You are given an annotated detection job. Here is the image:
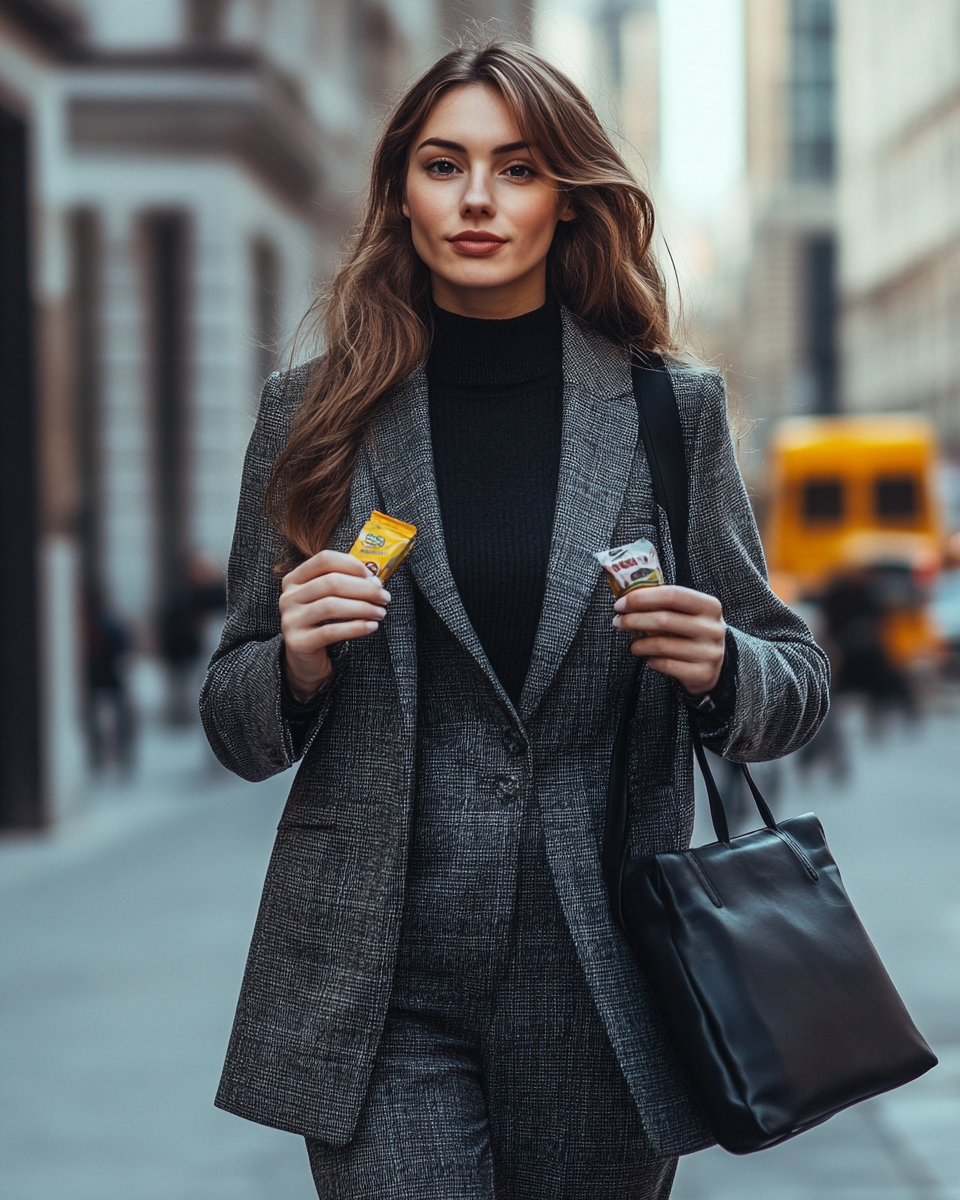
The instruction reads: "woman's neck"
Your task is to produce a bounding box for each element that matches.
[430,263,547,320]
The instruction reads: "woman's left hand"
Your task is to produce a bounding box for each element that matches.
[613,585,726,697]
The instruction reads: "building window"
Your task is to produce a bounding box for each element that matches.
[802,478,844,522]
[143,212,191,613]
[252,238,281,387]
[804,235,838,413]
[789,0,835,182]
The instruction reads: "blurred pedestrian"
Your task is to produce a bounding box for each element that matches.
[821,566,914,726]
[159,555,226,726]
[83,588,136,774]
[201,42,829,1199]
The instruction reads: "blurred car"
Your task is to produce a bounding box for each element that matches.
[764,413,946,668]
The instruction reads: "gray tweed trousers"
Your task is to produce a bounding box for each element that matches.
[306,598,678,1200]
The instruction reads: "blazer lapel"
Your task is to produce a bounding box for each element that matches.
[366,366,513,708]
[519,311,648,721]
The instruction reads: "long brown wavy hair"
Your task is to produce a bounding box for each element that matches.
[267,40,677,572]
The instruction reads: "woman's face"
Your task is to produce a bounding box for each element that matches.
[403,83,574,319]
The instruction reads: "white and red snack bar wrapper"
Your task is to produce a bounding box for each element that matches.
[594,537,664,598]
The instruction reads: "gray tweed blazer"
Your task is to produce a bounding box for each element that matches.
[201,309,829,1156]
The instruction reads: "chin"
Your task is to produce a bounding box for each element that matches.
[442,263,520,291]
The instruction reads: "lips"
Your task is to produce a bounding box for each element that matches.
[449,231,507,256]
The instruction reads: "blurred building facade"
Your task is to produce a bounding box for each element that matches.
[593,0,659,181]
[837,0,960,455]
[0,0,520,828]
[732,0,838,440]
[534,0,659,185]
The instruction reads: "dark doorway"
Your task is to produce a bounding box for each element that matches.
[143,212,191,622]
[71,209,104,600]
[0,106,43,828]
[804,235,838,414]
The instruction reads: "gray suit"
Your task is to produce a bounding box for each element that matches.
[201,310,829,1158]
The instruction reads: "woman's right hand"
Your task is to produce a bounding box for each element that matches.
[279,550,390,701]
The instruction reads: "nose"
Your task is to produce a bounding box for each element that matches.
[460,165,496,219]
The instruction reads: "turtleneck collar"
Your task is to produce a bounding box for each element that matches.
[427,294,563,388]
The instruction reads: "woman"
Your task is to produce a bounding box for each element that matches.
[202,41,829,1200]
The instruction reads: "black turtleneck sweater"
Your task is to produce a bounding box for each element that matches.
[427,298,564,706]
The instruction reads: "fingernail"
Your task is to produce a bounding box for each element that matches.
[380,590,391,603]
[365,621,379,631]
[613,597,626,612]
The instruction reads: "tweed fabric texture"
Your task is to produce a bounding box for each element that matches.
[306,781,677,1199]
[201,309,830,1156]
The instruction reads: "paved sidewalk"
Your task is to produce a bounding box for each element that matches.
[1,708,958,1199]
[0,726,317,1200]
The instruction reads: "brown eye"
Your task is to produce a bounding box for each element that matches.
[504,163,534,179]
[428,159,458,176]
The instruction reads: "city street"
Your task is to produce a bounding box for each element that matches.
[2,700,959,1200]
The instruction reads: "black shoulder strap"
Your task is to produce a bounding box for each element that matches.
[603,354,692,926]
[606,357,766,911]
[630,352,690,586]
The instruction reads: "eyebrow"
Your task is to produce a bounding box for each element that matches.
[416,138,530,155]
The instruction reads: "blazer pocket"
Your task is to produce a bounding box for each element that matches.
[277,792,342,829]
[277,812,339,831]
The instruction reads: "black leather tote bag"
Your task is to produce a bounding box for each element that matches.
[612,359,938,1155]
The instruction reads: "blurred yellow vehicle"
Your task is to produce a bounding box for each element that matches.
[765,414,945,666]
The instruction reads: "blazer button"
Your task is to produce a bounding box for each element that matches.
[503,731,524,755]
[494,773,519,802]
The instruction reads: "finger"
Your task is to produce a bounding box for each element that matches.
[614,610,721,639]
[287,619,381,656]
[317,619,382,647]
[285,597,387,630]
[284,549,372,587]
[283,571,390,607]
[629,635,724,664]
[615,585,722,617]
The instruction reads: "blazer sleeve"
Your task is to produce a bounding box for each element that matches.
[200,367,338,781]
[684,369,831,761]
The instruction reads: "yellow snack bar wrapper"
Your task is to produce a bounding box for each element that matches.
[594,537,664,598]
[349,510,417,583]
